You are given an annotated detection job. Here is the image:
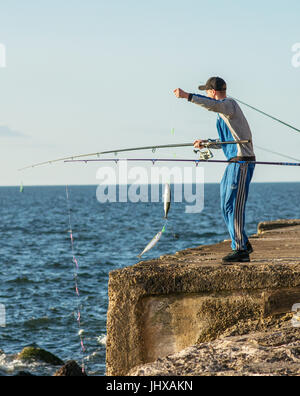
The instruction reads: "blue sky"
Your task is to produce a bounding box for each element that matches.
[0,0,299,185]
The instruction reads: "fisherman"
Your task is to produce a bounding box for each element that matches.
[174,77,255,264]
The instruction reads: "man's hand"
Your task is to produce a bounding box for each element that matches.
[173,88,189,100]
[194,139,208,149]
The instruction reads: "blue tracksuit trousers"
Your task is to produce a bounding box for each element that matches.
[220,162,255,251]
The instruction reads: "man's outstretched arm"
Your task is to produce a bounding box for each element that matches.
[173,88,235,117]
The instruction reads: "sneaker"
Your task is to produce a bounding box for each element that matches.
[246,241,253,254]
[222,250,250,264]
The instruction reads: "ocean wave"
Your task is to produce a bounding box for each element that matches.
[0,352,55,376]
[23,317,51,329]
[7,276,36,284]
[96,334,107,346]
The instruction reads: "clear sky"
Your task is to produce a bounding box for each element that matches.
[0,0,299,185]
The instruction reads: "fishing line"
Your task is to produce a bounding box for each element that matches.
[195,83,300,134]
[231,97,300,134]
[65,185,86,374]
[254,145,300,162]
[231,98,300,161]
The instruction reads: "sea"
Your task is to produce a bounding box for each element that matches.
[0,183,300,376]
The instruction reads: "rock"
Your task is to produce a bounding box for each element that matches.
[14,371,36,376]
[128,317,300,376]
[257,219,300,235]
[53,360,87,376]
[18,347,64,366]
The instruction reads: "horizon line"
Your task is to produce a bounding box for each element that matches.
[1,181,300,188]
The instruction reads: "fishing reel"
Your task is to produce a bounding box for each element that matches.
[193,147,214,160]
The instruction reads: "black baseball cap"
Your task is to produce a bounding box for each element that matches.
[198,77,227,92]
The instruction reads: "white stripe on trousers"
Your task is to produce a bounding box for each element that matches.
[234,163,248,251]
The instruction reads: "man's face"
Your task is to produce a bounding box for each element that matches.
[206,89,216,99]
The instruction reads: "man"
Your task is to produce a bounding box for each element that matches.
[174,77,255,263]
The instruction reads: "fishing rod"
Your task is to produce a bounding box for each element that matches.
[18,140,250,171]
[64,158,300,167]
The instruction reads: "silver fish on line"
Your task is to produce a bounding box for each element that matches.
[163,184,171,219]
[138,225,166,258]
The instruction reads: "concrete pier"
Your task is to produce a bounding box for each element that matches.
[106,219,300,376]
